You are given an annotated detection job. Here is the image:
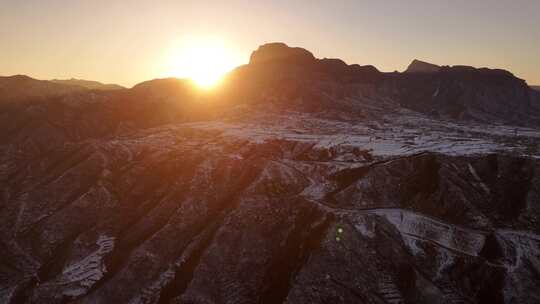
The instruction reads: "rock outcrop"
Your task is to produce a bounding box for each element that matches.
[232,43,540,126]
[249,42,316,65]
[384,65,540,125]
[405,59,441,73]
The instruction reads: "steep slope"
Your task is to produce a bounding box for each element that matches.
[1,113,540,304]
[1,43,540,304]
[383,66,540,125]
[396,58,540,125]
[226,43,540,126]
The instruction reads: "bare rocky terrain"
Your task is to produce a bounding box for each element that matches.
[1,43,540,304]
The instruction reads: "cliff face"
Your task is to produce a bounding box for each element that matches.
[1,43,540,304]
[249,42,317,65]
[232,44,540,126]
[382,66,540,125]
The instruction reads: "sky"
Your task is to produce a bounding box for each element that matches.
[1,0,539,87]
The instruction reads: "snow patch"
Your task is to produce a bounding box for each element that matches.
[56,235,115,296]
[468,163,490,194]
[371,209,486,256]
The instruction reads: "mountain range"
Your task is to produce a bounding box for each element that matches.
[0,75,124,103]
[50,78,124,91]
[1,43,540,304]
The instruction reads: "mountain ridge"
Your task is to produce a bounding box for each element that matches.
[0,75,126,104]
[1,42,540,303]
[0,75,87,102]
[405,59,441,73]
[3,43,537,127]
[51,78,124,91]
[226,43,540,126]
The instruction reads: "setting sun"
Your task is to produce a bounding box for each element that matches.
[164,37,242,89]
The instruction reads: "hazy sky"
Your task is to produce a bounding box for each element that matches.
[1,0,539,87]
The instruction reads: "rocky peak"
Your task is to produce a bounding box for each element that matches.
[249,42,316,65]
[405,59,441,73]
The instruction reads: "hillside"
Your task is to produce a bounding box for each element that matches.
[1,43,540,304]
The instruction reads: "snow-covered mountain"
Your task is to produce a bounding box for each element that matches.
[1,43,540,304]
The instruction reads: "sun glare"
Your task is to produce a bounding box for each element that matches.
[165,37,241,89]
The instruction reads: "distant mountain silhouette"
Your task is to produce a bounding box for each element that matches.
[246,42,380,78]
[249,42,316,65]
[51,78,124,90]
[405,59,441,73]
[0,75,86,102]
[0,75,125,103]
[2,43,539,126]
[131,77,192,95]
[227,43,540,125]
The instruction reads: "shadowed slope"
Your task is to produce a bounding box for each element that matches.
[1,42,540,304]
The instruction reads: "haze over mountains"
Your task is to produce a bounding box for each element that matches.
[0,75,124,103]
[1,43,540,304]
[50,79,124,91]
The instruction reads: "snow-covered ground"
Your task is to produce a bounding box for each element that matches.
[181,107,540,159]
